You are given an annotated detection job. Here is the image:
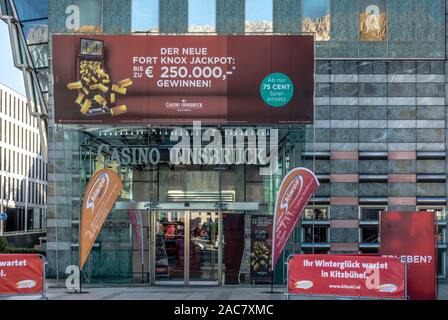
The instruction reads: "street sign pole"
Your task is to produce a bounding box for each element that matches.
[0,174,4,237]
[0,213,7,236]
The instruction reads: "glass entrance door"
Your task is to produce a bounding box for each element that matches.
[154,211,186,283]
[153,210,222,285]
[189,211,220,283]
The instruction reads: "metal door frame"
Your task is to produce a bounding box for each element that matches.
[151,209,222,286]
[116,201,258,286]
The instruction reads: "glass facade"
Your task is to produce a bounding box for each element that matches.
[189,0,216,33]
[48,125,304,284]
[245,0,273,33]
[62,0,103,33]
[2,0,446,286]
[132,0,159,32]
[301,0,330,41]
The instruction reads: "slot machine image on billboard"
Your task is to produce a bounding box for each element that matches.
[66,38,133,118]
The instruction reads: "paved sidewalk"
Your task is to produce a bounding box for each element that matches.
[1,282,448,300]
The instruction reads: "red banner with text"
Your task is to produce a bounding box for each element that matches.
[272,168,319,266]
[380,211,437,300]
[288,254,406,299]
[0,254,44,295]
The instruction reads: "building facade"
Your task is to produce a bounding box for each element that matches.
[0,83,47,246]
[1,0,447,285]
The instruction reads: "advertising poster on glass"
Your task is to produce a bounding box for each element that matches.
[155,234,169,278]
[53,35,314,125]
[250,215,273,283]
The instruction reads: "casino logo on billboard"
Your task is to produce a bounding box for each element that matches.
[53,35,314,125]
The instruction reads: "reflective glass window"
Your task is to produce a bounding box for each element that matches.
[303,226,328,243]
[360,207,384,221]
[359,0,387,42]
[28,44,49,68]
[301,0,330,41]
[36,69,49,92]
[302,248,329,254]
[13,0,48,21]
[303,207,328,220]
[22,19,48,45]
[438,251,445,277]
[188,0,216,33]
[245,0,273,33]
[132,0,159,32]
[67,0,103,33]
[361,225,379,243]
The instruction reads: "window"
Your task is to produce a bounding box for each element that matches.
[359,247,379,254]
[304,207,328,220]
[301,207,330,245]
[13,0,48,21]
[132,0,159,32]
[359,0,387,42]
[12,97,15,119]
[359,207,384,252]
[438,250,446,278]
[302,248,329,254]
[245,0,273,33]
[66,0,103,33]
[418,207,446,278]
[360,225,379,243]
[360,207,383,221]
[188,0,215,33]
[418,207,446,244]
[301,0,330,41]
[22,19,49,45]
[30,182,34,204]
[303,225,328,243]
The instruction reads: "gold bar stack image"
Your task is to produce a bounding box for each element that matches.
[67,60,133,117]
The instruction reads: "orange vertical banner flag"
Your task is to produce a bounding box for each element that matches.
[80,169,122,270]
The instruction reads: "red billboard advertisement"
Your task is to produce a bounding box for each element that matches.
[272,168,319,266]
[0,254,45,295]
[52,35,314,124]
[380,211,437,300]
[288,254,406,299]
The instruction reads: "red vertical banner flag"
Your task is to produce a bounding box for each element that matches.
[380,211,437,300]
[128,210,144,265]
[272,168,319,266]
